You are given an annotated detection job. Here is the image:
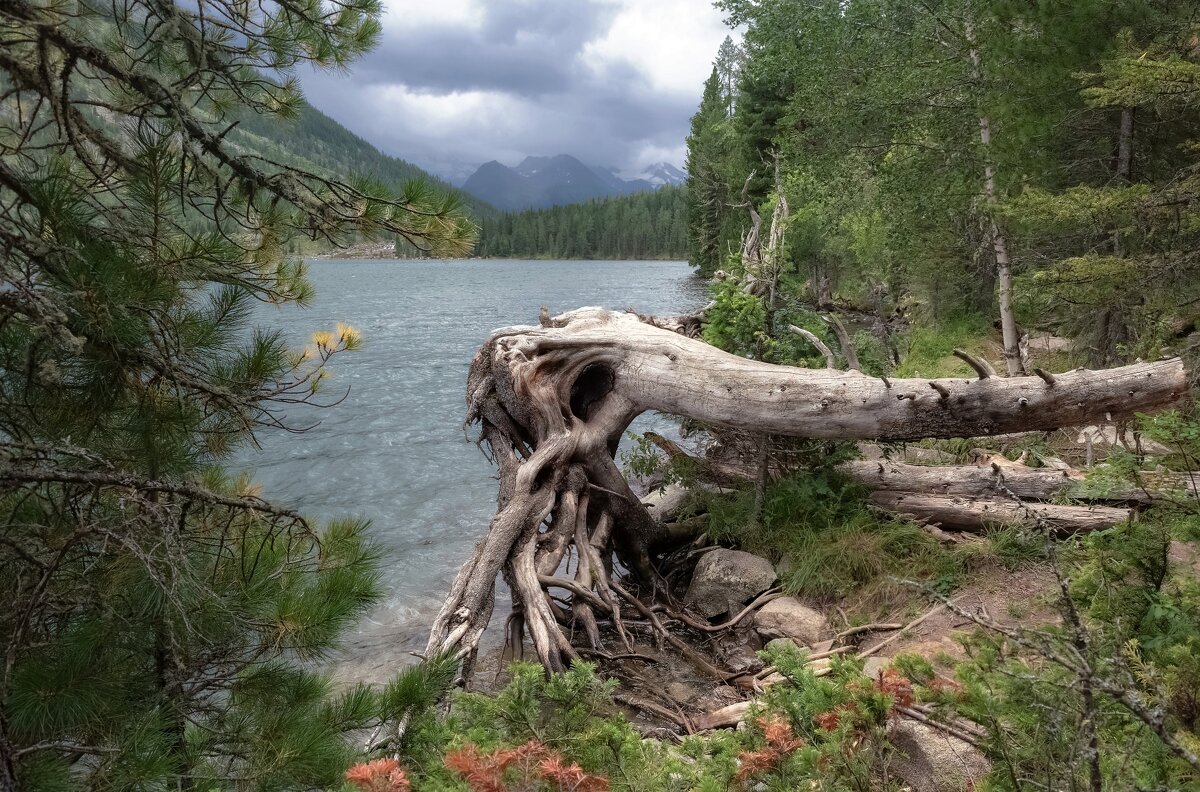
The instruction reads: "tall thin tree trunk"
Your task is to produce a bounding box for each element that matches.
[0,709,18,792]
[1116,107,1135,183]
[752,434,769,524]
[969,27,1024,376]
[1092,107,1136,366]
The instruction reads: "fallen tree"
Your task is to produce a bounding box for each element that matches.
[638,444,1193,533]
[845,459,1200,505]
[867,492,1132,534]
[425,308,1188,676]
[647,431,1200,503]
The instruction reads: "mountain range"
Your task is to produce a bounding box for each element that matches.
[229,105,686,228]
[461,155,685,212]
[230,104,493,216]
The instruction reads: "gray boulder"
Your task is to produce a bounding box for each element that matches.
[752,596,830,646]
[640,483,693,524]
[889,720,991,792]
[862,656,891,679]
[684,549,776,618]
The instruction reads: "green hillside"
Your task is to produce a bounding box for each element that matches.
[231,104,493,218]
[474,184,687,260]
[233,105,691,261]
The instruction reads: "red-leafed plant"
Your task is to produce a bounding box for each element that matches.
[444,740,610,792]
[814,701,860,732]
[345,758,412,792]
[737,716,806,787]
[874,667,914,710]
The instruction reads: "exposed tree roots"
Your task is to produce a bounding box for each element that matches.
[425,308,1188,681]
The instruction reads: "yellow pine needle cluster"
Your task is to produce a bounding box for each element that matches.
[289,322,363,372]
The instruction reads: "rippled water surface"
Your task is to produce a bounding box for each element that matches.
[239,259,707,681]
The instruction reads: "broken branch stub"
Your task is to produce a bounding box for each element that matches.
[426,308,1188,674]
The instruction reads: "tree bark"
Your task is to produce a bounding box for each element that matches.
[1116,107,1135,183]
[1092,107,1137,367]
[869,492,1131,534]
[968,25,1024,376]
[0,708,18,792]
[843,460,1199,504]
[426,308,1187,673]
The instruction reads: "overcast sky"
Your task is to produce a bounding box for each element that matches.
[301,0,733,180]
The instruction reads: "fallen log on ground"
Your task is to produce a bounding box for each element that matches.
[869,492,1133,533]
[425,307,1187,677]
[844,460,1200,504]
[643,438,1197,514]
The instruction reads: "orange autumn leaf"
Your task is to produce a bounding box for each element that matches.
[875,668,914,709]
[345,758,411,792]
[445,740,609,792]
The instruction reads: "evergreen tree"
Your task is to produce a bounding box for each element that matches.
[0,0,472,788]
[474,186,688,260]
[701,0,1198,366]
[686,68,740,274]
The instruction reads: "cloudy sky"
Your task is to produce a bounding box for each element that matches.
[301,0,733,181]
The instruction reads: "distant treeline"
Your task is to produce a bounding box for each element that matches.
[473,185,687,260]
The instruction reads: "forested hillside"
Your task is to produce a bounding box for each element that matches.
[474,185,687,259]
[232,104,492,217]
[688,4,1200,369]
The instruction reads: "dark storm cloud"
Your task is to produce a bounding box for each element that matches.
[349,1,615,96]
[299,0,725,178]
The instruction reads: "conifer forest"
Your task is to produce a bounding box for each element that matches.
[3,1,1200,791]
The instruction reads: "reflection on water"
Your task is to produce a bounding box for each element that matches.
[237,258,707,682]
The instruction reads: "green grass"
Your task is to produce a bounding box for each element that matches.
[892,316,994,379]
[985,525,1048,569]
[698,472,967,612]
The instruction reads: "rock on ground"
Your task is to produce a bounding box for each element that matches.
[640,483,693,524]
[752,596,830,646]
[862,656,892,679]
[684,549,776,618]
[1170,540,1200,576]
[889,720,991,792]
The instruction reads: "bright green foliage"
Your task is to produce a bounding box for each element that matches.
[475,186,687,260]
[891,316,996,379]
[687,62,745,275]
[0,0,473,786]
[937,518,1200,789]
[384,657,926,791]
[391,663,745,791]
[689,0,1200,367]
[702,278,769,357]
[699,470,964,604]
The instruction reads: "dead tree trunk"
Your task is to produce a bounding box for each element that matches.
[869,492,1132,534]
[425,308,1186,673]
[968,24,1024,376]
[843,460,1199,504]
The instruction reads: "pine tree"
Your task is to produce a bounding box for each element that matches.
[686,68,739,274]
[0,0,472,788]
[474,187,688,260]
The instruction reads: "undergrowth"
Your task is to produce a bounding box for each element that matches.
[696,471,968,610]
[892,316,994,379]
[348,655,924,791]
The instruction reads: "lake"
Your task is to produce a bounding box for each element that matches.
[239,258,708,682]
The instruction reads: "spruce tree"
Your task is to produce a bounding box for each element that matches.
[0,0,471,788]
[685,68,738,274]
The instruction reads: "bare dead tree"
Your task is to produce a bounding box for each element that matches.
[425,307,1187,677]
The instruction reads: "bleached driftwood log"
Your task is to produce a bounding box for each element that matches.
[844,460,1200,504]
[426,308,1187,674]
[642,445,1191,533]
[868,492,1133,533]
